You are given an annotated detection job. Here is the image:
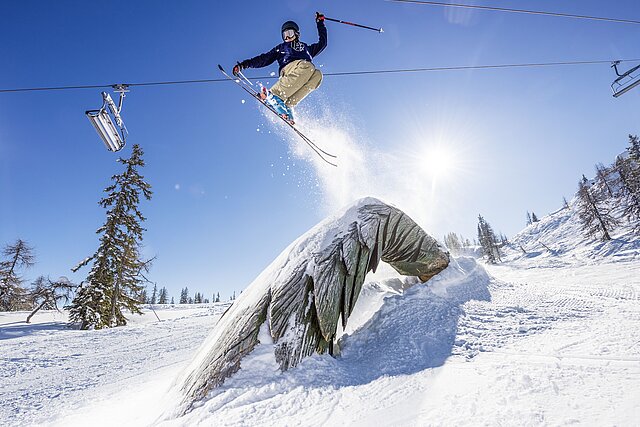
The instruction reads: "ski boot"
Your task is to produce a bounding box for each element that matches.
[260,87,295,125]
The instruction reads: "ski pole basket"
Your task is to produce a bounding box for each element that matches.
[85,84,129,151]
[611,61,640,98]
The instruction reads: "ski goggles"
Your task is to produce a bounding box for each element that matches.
[282,29,297,40]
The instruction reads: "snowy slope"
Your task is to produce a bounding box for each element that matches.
[502,197,640,265]
[0,304,231,426]
[2,201,640,426]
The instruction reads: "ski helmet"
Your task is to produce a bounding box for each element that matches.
[281,21,299,40]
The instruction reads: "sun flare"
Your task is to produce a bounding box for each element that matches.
[422,145,456,179]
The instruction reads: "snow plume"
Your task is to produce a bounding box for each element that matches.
[263,101,445,230]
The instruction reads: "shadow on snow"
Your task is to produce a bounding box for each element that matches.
[0,321,70,341]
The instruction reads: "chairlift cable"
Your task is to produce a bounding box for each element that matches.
[323,59,640,77]
[1,59,640,94]
[386,0,640,25]
[0,78,229,93]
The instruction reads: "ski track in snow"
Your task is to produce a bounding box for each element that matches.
[2,251,640,425]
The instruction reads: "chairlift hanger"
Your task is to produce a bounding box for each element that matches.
[85,84,129,152]
[611,61,640,98]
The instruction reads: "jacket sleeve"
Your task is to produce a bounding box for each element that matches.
[308,21,327,58]
[243,46,278,69]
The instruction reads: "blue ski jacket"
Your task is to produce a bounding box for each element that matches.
[241,21,327,74]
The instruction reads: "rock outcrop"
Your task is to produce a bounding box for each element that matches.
[175,198,450,414]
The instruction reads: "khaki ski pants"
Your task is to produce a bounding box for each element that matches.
[270,59,323,107]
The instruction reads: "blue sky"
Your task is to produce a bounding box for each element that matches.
[1,1,639,302]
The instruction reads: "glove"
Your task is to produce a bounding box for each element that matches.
[232,61,246,76]
[316,12,325,23]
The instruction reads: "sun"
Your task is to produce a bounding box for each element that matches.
[422,145,456,180]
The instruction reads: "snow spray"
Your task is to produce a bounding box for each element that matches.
[261,100,446,232]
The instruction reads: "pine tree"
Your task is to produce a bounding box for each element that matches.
[531,212,539,223]
[563,196,570,210]
[612,136,640,228]
[68,145,153,329]
[216,292,220,303]
[150,284,158,304]
[629,134,640,161]
[526,211,532,226]
[170,296,175,304]
[0,240,35,311]
[139,288,148,304]
[158,287,168,304]
[477,215,501,263]
[180,287,189,304]
[194,292,202,304]
[576,175,618,241]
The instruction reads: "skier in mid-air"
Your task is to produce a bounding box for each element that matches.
[233,12,327,124]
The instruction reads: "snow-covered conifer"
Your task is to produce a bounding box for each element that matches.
[150,284,158,304]
[611,136,640,228]
[139,288,149,304]
[194,292,202,304]
[531,212,539,223]
[477,215,501,263]
[158,287,168,304]
[629,134,640,162]
[68,145,153,329]
[180,287,189,304]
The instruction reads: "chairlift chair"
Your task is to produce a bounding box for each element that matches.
[86,84,129,151]
[611,61,640,98]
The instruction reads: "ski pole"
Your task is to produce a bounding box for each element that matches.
[237,70,254,87]
[323,16,384,33]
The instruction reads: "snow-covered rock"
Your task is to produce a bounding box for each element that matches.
[170,197,449,416]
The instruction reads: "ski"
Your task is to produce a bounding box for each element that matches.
[218,65,338,167]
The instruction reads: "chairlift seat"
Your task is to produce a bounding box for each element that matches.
[611,62,640,98]
[86,88,128,152]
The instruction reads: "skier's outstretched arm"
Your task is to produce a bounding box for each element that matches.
[235,47,278,74]
[309,13,327,58]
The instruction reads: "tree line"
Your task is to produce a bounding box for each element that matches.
[0,236,234,318]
